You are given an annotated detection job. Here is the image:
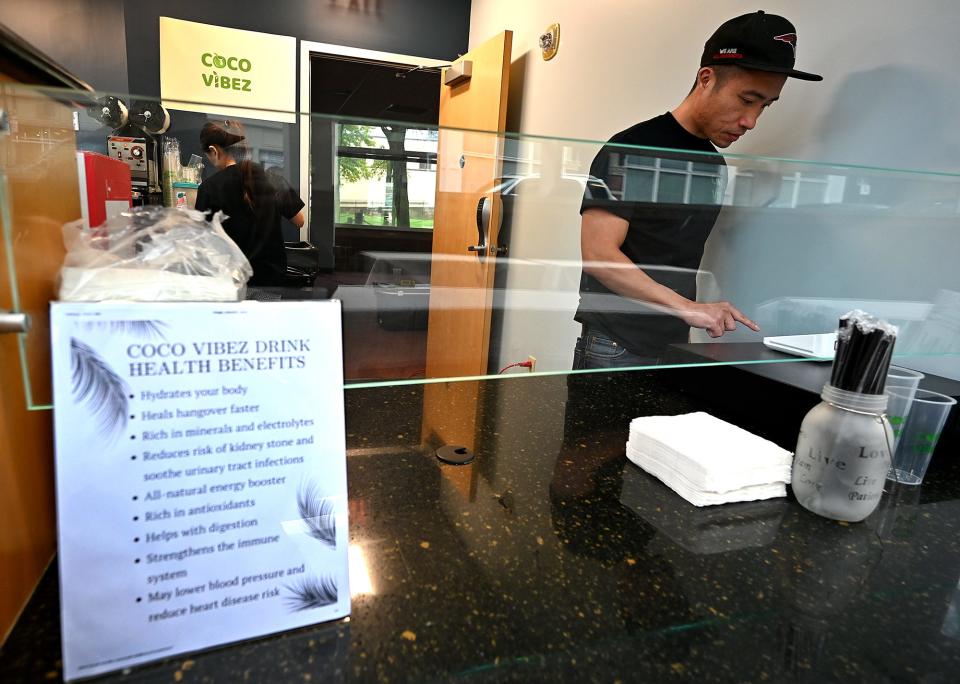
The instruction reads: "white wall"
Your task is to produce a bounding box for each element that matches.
[469,0,960,378]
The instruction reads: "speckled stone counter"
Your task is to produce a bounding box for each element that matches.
[3,367,960,682]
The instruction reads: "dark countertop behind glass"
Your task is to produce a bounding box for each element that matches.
[666,341,960,398]
[3,366,960,682]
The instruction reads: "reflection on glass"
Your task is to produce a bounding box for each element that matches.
[898,289,960,372]
[776,509,884,681]
[610,154,723,205]
[942,576,960,640]
[866,479,922,541]
[618,466,786,555]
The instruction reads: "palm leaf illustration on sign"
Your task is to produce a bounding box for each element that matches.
[285,481,340,612]
[283,575,338,612]
[69,320,166,438]
[297,480,337,547]
[80,320,168,338]
[70,338,130,438]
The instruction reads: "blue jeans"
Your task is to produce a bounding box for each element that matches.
[572,327,661,370]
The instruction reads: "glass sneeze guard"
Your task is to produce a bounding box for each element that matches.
[2,82,959,410]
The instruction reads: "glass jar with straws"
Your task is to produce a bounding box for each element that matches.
[791,310,897,522]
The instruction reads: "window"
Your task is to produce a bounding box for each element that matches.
[335,124,438,229]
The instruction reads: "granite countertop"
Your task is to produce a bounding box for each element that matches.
[3,367,960,682]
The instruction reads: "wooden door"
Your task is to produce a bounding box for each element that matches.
[420,32,511,454]
[0,80,76,642]
[424,31,512,380]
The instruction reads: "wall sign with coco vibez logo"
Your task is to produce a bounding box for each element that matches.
[200,52,253,92]
[51,301,349,681]
[159,17,296,123]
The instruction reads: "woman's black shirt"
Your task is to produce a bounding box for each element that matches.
[196,164,304,286]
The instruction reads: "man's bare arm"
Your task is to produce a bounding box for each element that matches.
[580,208,759,338]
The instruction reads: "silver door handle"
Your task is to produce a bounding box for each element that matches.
[470,195,507,260]
[0,310,30,334]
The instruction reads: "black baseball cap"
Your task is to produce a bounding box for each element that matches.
[701,10,822,81]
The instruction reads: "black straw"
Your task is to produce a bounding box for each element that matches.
[830,311,898,395]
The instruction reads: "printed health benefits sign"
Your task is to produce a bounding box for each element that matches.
[51,301,349,680]
[160,17,296,123]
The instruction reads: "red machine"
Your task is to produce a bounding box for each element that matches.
[76,151,132,231]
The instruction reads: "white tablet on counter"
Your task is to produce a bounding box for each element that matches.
[762,332,838,360]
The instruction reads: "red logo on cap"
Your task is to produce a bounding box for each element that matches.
[774,33,797,56]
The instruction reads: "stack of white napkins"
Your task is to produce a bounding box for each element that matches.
[626,412,793,507]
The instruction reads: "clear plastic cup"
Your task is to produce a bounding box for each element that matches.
[886,366,924,390]
[884,366,925,448]
[885,388,957,485]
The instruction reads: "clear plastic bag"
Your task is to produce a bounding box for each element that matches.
[59,206,253,302]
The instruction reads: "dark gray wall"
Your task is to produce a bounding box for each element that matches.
[0,0,130,93]
[1,0,470,96]
[123,0,471,98]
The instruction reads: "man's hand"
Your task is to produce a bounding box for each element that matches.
[679,301,760,338]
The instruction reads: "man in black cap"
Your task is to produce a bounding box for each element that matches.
[573,11,822,370]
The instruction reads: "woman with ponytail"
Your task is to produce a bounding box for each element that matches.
[196,120,304,287]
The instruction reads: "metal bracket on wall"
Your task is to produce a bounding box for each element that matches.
[0,310,30,334]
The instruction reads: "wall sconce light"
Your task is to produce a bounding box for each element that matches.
[539,23,560,61]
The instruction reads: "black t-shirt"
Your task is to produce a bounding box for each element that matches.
[195,164,304,287]
[576,113,726,358]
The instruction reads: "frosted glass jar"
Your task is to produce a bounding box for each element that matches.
[791,385,893,522]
